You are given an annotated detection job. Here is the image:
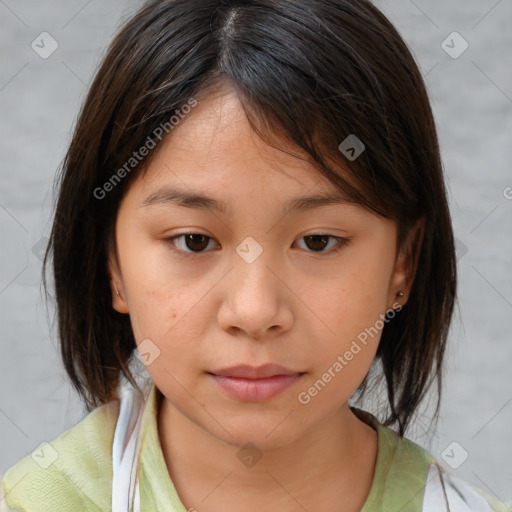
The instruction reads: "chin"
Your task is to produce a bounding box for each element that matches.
[206,408,309,451]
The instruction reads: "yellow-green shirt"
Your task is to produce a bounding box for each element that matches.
[1,384,509,511]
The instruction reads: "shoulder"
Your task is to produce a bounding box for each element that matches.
[352,408,511,512]
[352,407,438,484]
[423,463,511,512]
[388,432,511,511]
[1,399,120,512]
[386,430,511,511]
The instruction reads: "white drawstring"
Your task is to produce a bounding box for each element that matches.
[111,385,146,512]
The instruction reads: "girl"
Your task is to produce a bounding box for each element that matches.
[1,0,508,511]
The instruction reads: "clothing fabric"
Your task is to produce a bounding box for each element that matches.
[1,382,509,512]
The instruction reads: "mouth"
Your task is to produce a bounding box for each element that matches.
[207,364,306,402]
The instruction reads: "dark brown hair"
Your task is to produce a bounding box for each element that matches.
[43,0,457,437]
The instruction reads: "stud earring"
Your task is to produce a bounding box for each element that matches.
[396,291,404,297]
[113,281,120,296]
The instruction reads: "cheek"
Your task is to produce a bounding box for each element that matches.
[299,255,391,392]
[297,281,382,410]
[118,249,212,371]
[117,233,186,331]
[308,266,389,344]
[126,282,207,390]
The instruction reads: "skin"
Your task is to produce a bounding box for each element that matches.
[108,87,422,512]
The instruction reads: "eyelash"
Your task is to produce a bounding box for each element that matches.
[163,232,351,257]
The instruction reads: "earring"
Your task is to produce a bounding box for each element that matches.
[113,281,120,296]
[396,291,404,297]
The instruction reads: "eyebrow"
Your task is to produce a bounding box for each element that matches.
[140,186,355,215]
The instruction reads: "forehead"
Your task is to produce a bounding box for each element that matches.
[130,90,351,203]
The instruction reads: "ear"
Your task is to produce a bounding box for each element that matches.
[387,217,425,310]
[107,245,129,314]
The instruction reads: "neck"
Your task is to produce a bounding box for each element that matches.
[157,392,378,512]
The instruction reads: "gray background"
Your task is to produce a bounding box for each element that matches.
[1,0,511,506]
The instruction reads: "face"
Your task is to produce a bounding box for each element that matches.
[109,88,414,450]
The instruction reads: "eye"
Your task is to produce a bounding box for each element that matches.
[164,233,219,254]
[294,234,351,254]
[163,232,351,257]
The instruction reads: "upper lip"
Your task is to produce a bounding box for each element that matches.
[209,364,303,379]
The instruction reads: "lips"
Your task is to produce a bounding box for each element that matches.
[209,363,301,379]
[207,364,305,402]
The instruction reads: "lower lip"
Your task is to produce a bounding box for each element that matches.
[209,373,303,402]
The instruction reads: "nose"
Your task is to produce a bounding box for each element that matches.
[217,245,294,341]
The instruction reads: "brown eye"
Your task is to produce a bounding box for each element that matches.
[182,234,210,252]
[294,234,350,254]
[303,235,330,251]
[165,233,218,254]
